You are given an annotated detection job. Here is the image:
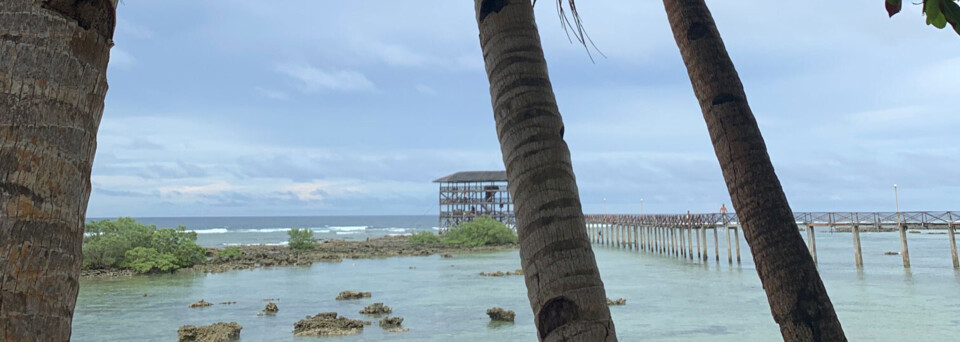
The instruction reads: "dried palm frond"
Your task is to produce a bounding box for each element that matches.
[534,0,605,61]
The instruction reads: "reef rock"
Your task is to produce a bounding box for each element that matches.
[264,302,279,314]
[177,322,242,342]
[607,298,627,306]
[336,290,371,300]
[379,316,404,329]
[189,300,214,308]
[486,307,515,322]
[359,302,392,315]
[480,269,523,277]
[293,312,371,337]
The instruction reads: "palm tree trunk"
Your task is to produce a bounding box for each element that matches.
[1,1,117,340]
[474,1,616,341]
[661,1,846,341]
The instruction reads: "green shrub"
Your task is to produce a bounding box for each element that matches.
[441,217,517,246]
[218,246,242,260]
[86,217,154,247]
[82,234,132,269]
[150,227,205,267]
[124,247,178,274]
[82,217,206,271]
[287,228,316,250]
[408,231,442,244]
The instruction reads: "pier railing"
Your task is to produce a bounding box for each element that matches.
[584,211,958,228]
[583,211,959,269]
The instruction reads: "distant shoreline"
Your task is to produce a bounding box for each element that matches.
[81,236,517,279]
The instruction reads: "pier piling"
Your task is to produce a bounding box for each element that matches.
[622,224,627,248]
[949,223,958,269]
[617,224,622,248]
[733,226,741,263]
[807,225,818,264]
[696,227,703,259]
[622,225,633,248]
[726,227,732,263]
[662,227,666,254]
[673,227,679,255]
[653,227,657,253]
[611,224,616,247]
[608,224,612,246]
[713,227,719,262]
[667,228,672,255]
[623,224,627,248]
[701,226,708,261]
[676,228,681,257]
[615,224,620,248]
[655,227,660,253]
[853,224,863,268]
[899,223,911,268]
[679,227,685,258]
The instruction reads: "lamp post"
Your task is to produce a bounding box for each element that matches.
[894,184,901,225]
[603,198,607,216]
[894,183,910,267]
[640,198,644,218]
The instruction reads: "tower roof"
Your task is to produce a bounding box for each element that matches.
[433,171,507,183]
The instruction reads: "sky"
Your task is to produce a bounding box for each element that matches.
[88,0,960,218]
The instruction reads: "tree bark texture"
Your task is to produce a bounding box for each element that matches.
[474,1,617,341]
[1,1,116,341]
[661,0,847,341]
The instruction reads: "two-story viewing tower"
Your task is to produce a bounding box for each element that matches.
[433,171,515,230]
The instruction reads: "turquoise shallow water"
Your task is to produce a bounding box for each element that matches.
[73,226,960,341]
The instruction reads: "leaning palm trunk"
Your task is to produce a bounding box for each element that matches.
[474,1,616,341]
[661,0,846,341]
[1,1,117,340]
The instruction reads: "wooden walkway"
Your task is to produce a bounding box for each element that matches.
[584,211,960,269]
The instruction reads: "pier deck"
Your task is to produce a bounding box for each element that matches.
[584,211,959,269]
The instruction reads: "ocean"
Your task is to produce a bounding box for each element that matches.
[73,216,960,341]
[86,215,443,248]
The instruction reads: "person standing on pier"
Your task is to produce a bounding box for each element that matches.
[720,204,727,215]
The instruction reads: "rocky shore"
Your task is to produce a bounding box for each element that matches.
[177,322,242,342]
[486,307,515,322]
[81,236,516,279]
[293,312,371,337]
[607,298,627,306]
[479,269,523,277]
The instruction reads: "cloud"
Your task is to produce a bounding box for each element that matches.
[160,181,238,196]
[93,188,154,198]
[116,18,154,39]
[414,84,437,95]
[110,48,136,69]
[255,87,289,100]
[276,63,374,92]
[121,137,164,151]
[358,41,436,67]
[279,181,359,201]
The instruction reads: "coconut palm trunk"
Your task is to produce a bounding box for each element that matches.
[474,1,617,341]
[661,0,846,340]
[1,1,117,340]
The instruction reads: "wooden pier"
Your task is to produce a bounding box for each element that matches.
[584,211,960,269]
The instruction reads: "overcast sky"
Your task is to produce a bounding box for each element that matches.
[88,0,960,218]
